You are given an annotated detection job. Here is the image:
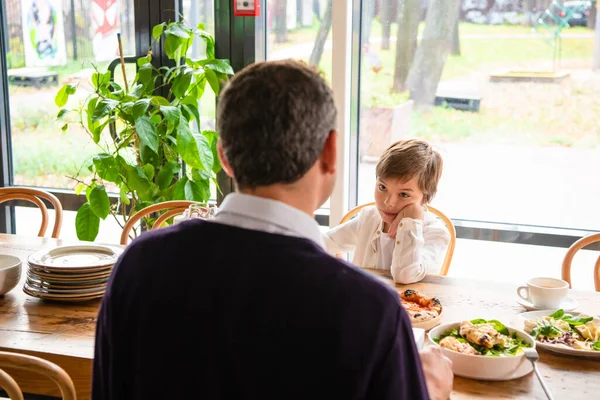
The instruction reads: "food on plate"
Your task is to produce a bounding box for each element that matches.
[439,336,479,355]
[524,309,600,352]
[399,289,442,323]
[434,319,530,356]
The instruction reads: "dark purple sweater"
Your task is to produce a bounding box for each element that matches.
[92,220,429,399]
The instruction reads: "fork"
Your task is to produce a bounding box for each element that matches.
[523,347,554,400]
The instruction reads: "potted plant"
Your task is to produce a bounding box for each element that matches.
[359,89,413,162]
[55,19,234,242]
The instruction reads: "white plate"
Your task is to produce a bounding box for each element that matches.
[428,321,535,381]
[511,310,600,359]
[27,245,122,270]
[516,296,577,312]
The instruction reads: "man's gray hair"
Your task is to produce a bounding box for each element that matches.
[217,59,337,188]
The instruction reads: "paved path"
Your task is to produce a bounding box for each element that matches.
[358,143,600,231]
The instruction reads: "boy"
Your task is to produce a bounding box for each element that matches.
[324,139,450,284]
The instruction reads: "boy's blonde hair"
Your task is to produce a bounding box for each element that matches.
[375,139,443,204]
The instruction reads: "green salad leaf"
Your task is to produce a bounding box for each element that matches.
[531,320,564,339]
[470,318,510,335]
[594,342,600,351]
[435,320,530,357]
[548,309,593,328]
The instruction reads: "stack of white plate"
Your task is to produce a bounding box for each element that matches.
[23,244,123,302]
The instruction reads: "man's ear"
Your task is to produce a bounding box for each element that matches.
[320,130,337,174]
[217,140,235,178]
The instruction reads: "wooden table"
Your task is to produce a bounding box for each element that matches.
[1,234,599,399]
[0,234,106,399]
[367,269,600,400]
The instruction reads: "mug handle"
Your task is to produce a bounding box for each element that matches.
[517,286,530,302]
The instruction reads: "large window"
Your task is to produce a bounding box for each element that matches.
[355,0,599,231]
[5,0,136,190]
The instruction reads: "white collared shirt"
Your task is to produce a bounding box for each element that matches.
[213,193,324,248]
[323,206,450,284]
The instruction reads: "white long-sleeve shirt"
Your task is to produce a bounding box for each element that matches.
[323,206,450,284]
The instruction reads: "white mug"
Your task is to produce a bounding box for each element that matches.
[517,277,569,309]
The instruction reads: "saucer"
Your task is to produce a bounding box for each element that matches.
[516,296,577,312]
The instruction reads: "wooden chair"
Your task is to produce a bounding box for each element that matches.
[337,202,456,276]
[0,351,77,400]
[120,200,205,245]
[561,232,600,292]
[0,187,63,238]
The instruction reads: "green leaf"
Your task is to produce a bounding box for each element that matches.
[61,124,68,132]
[194,29,215,59]
[55,84,77,107]
[75,203,100,242]
[92,154,121,183]
[200,59,234,75]
[132,99,151,119]
[151,96,171,106]
[160,106,181,132]
[89,185,111,219]
[91,71,111,90]
[205,69,220,95]
[550,310,565,319]
[172,70,193,98]
[119,186,130,205]
[74,182,86,195]
[126,165,151,194]
[594,342,600,351]
[135,116,159,153]
[137,55,152,67]
[172,176,188,200]
[136,63,154,93]
[56,109,69,119]
[561,315,594,327]
[470,319,509,336]
[157,161,179,190]
[164,34,183,60]
[152,22,166,41]
[487,320,510,336]
[176,116,213,171]
[166,23,191,39]
[184,180,210,202]
[92,98,119,121]
[143,164,155,180]
[182,103,201,131]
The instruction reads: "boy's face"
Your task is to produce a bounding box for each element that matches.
[374,176,424,224]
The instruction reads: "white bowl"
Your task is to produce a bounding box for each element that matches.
[428,321,535,381]
[0,255,22,295]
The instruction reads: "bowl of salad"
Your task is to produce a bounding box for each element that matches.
[428,319,535,381]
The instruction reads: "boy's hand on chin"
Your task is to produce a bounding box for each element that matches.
[387,203,424,238]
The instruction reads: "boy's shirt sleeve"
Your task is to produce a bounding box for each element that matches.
[390,216,450,284]
[323,212,362,255]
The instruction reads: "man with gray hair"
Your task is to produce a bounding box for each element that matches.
[92,59,452,400]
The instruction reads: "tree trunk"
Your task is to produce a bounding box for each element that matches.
[362,0,375,50]
[392,0,420,92]
[588,0,597,29]
[406,0,461,109]
[450,0,461,56]
[309,0,332,66]
[522,0,534,26]
[381,0,395,50]
[274,0,288,44]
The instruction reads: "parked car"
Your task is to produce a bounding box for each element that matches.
[561,0,592,26]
